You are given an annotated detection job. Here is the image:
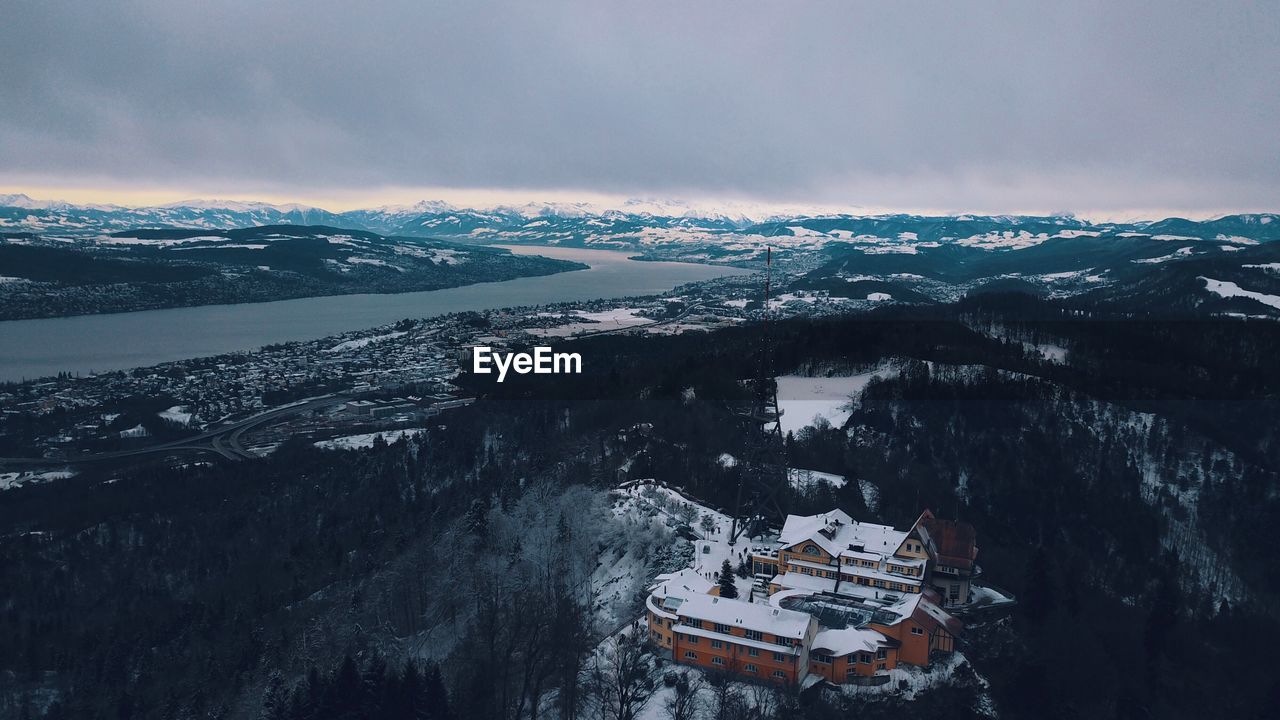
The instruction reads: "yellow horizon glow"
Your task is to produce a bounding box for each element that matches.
[0,181,1259,223]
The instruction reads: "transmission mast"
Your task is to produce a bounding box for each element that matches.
[727,247,787,548]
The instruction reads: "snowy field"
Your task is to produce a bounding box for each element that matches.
[325,330,407,353]
[787,467,848,491]
[774,367,896,434]
[0,469,76,491]
[313,428,425,450]
[529,308,655,337]
[1200,276,1280,310]
[158,405,193,425]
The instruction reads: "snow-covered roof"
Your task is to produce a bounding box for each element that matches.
[812,627,892,656]
[649,568,714,599]
[771,571,838,595]
[777,510,908,559]
[676,593,814,640]
[915,598,964,635]
[674,623,802,655]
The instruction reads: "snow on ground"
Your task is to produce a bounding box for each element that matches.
[717,452,738,468]
[1132,247,1194,263]
[1040,269,1091,280]
[313,428,424,450]
[171,243,268,250]
[965,584,1015,609]
[1244,262,1280,272]
[529,308,655,337]
[324,330,407,353]
[1,469,76,491]
[955,230,1049,250]
[158,405,193,425]
[787,225,829,237]
[1217,234,1259,245]
[1020,341,1068,363]
[788,467,848,491]
[428,248,467,264]
[346,257,403,270]
[96,234,227,247]
[865,292,892,301]
[1199,277,1280,310]
[775,367,895,434]
[617,481,765,601]
[832,650,994,712]
[723,298,750,308]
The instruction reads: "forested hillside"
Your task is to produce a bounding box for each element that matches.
[3,297,1280,719]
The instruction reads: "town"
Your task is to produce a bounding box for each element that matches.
[0,271,879,482]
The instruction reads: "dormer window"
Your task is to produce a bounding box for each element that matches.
[803,544,821,556]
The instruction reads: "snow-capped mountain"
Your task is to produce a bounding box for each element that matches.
[0,197,347,235]
[2,195,1277,256]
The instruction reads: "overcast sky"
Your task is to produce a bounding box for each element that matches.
[1,1,1277,216]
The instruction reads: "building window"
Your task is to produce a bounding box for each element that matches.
[876,663,886,671]
[859,653,871,664]
[684,651,697,660]
[772,671,786,679]
[846,667,859,678]
[876,649,887,660]
[684,634,698,644]
[712,657,724,665]
[773,636,791,646]
[911,627,924,636]
[744,664,758,673]
[773,652,787,662]
[745,629,763,641]
[747,648,759,657]
[803,544,821,556]
[813,653,832,664]
[714,623,731,634]
[711,640,723,649]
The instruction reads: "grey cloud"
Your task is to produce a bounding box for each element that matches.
[1,0,1277,212]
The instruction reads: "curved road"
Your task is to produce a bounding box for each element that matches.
[0,394,345,469]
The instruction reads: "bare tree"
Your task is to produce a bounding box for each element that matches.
[588,635,656,720]
[664,672,708,720]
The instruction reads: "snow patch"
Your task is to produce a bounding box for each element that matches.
[1199,277,1280,310]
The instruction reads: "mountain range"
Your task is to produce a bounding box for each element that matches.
[4,193,1277,251]
[5,194,1280,319]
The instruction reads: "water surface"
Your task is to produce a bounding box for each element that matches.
[0,246,751,382]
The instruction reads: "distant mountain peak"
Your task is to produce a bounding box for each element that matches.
[160,198,323,213]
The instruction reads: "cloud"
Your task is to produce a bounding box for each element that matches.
[1,0,1277,213]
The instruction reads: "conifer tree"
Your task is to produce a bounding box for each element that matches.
[718,559,738,599]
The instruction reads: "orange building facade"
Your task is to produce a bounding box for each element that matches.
[647,508,969,688]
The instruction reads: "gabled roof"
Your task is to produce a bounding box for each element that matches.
[777,510,907,559]
[649,568,714,599]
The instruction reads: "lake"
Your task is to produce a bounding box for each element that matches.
[0,246,752,382]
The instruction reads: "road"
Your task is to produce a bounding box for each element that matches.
[0,394,346,469]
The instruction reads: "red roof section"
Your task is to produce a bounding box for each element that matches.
[919,513,978,570]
